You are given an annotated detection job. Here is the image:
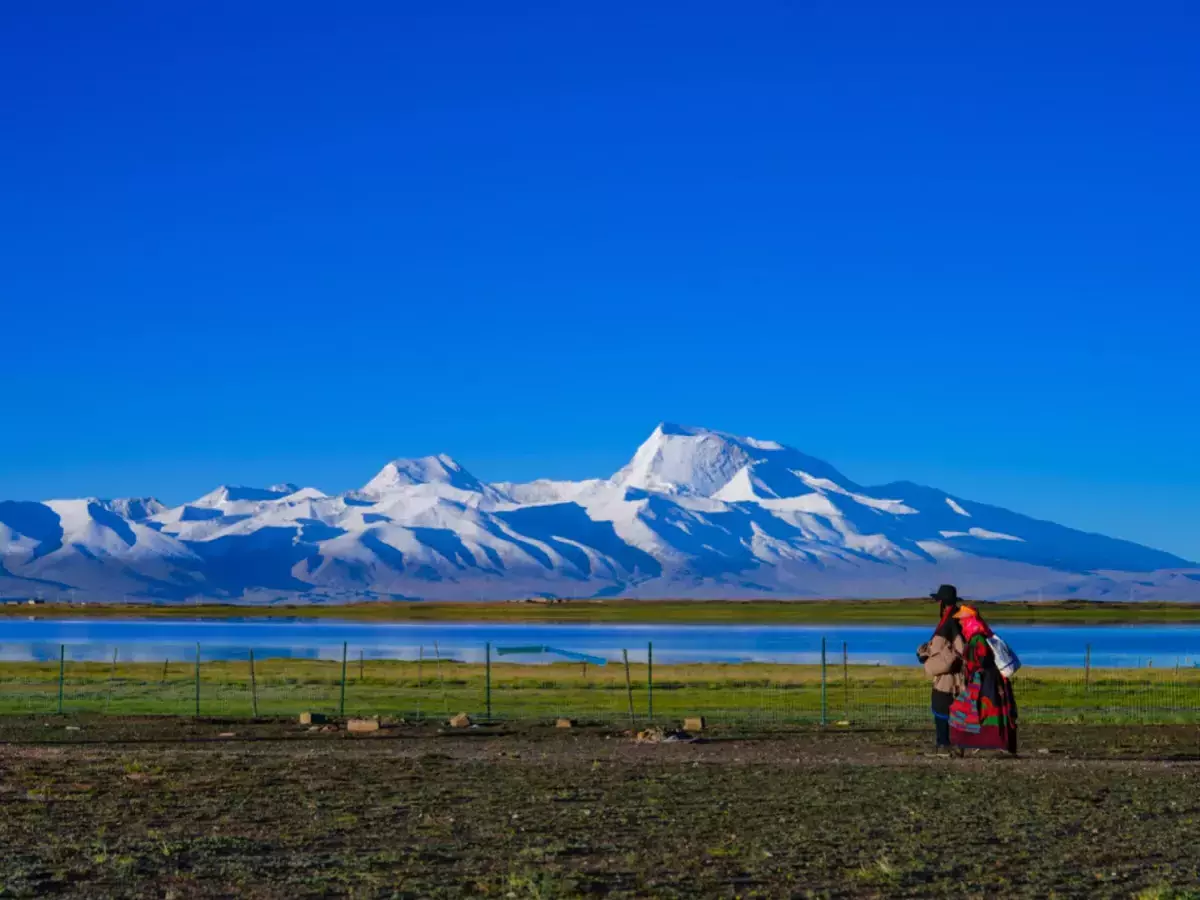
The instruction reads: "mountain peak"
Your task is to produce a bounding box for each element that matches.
[89,497,167,522]
[655,422,784,451]
[613,424,852,498]
[361,454,483,495]
[191,484,300,508]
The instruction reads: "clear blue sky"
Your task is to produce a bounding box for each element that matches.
[2,1,1198,560]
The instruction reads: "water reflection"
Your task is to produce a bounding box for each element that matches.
[0,619,1197,668]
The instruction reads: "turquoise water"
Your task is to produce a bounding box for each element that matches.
[1,618,1198,667]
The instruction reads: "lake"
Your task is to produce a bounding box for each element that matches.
[2,618,1199,667]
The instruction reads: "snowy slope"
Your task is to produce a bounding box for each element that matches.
[1,424,1196,602]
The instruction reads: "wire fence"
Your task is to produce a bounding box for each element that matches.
[3,640,1200,726]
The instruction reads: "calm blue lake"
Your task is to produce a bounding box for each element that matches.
[1,619,1198,668]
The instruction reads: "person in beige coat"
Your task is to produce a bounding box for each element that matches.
[917,585,966,752]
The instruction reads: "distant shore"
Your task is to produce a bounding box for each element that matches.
[3,598,1200,625]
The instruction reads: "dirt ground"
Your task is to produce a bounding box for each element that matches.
[1,718,1199,899]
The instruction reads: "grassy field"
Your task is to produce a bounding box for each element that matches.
[1,720,1199,898]
[6,597,1200,624]
[5,658,1200,725]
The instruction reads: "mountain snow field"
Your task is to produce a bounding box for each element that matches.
[1,424,1196,603]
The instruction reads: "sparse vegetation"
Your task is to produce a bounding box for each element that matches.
[6,597,1200,624]
[1,720,1198,897]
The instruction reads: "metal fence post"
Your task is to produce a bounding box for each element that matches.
[105,648,118,712]
[842,641,848,722]
[249,649,258,717]
[647,641,654,721]
[485,642,492,721]
[434,641,449,718]
[57,644,65,715]
[194,643,201,717]
[339,641,348,717]
[820,637,827,726]
[623,649,635,728]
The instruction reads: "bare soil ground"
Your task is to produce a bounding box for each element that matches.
[2,718,1199,898]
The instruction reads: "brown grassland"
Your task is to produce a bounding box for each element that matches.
[5,597,1200,625]
[1,718,1199,898]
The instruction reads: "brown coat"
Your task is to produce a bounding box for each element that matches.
[919,633,965,694]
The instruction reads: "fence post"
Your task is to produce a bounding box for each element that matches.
[359,648,365,682]
[485,642,492,722]
[842,641,849,722]
[623,649,635,728]
[194,643,201,717]
[339,641,348,717]
[433,641,448,718]
[57,644,65,715]
[647,641,654,721]
[249,649,258,718]
[820,637,827,726]
[105,648,118,712]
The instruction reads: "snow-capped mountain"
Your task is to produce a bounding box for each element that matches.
[1,423,1196,602]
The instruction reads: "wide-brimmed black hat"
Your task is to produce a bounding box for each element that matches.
[930,584,960,605]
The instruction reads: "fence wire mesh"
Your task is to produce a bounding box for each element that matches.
[3,641,1200,726]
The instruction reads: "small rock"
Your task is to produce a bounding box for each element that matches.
[64,726,81,732]
[347,718,380,733]
[218,732,236,738]
[1037,748,1051,755]
[555,718,576,729]
[636,726,695,744]
[449,713,472,728]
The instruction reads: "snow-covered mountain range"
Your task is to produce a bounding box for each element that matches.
[2,424,1197,603]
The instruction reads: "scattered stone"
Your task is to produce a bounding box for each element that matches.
[683,716,707,732]
[555,718,576,729]
[218,732,236,738]
[347,718,380,733]
[299,712,327,725]
[1037,748,1051,755]
[64,726,81,732]
[449,713,472,728]
[636,727,693,744]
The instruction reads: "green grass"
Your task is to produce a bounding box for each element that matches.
[6,657,1200,725]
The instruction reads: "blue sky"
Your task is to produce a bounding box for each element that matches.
[2,1,1198,559]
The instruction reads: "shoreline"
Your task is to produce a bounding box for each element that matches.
[3,598,1200,625]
